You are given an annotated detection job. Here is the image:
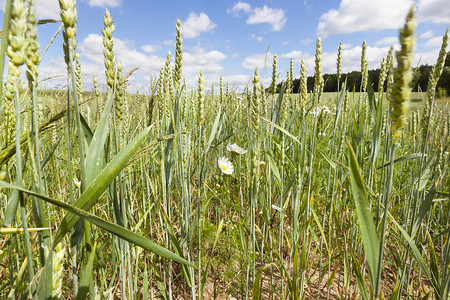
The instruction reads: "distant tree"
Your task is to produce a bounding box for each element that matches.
[437,51,450,95]
[369,69,380,92]
[276,56,449,95]
[410,64,432,92]
[323,74,338,92]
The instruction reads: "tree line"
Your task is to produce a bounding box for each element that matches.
[277,51,450,96]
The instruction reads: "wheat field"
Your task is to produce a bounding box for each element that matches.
[0,1,449,299]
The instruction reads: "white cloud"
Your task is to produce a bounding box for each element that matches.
[141,44,161,53]
[204,74,253,93]
[227,1,251,16]
[419,30,434,39]
[228,3,287,31]
[247,5,286,31]
[41,34,235,91]
[193,73,249,93]
[38,56,107,92]
[310,43,444,75]
[251,34,263,42]
[417,0,450,24]
[222,74,253,91]
[301,38,313,45]
[77,34,226,91]
[88,0,122,8]
[254,43,446,84]
[242,53,274,71]
[295,42,444,79]
[341,45,394,72]
[414,48,442,67]
[375,36,398,46]
[424,36,444,48]
[78,34,104,64]
[182,12,217,39]
[317,0,414,38]
[34,0,60,19]
[204,73,271,94]
[280,50,304,61]
[341,43,353,50]
[78,33,166,78]
[39,56,69,89]
[0,0,119,18]
[156,48,225,88]
[184,48,226,75]
[297,45,395,76]
[2,0,61,19]
[163,40,175,47]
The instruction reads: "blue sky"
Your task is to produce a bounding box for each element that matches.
[1,0,449,92]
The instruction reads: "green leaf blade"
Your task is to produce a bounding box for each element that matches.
[54,125,151,245]
[0,181,196,268]
[347,141,379,289]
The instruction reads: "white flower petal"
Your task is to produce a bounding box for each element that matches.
[74,179,81,188]
[226,143,247,155]
[218,157,234,175]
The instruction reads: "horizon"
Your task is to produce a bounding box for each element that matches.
[1,0,449,93]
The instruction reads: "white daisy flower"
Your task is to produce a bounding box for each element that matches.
[271,204,281,212]
[226,143,247,155]
[218,157,234,175]
[74,178,81,188]
[322,106,331,114]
